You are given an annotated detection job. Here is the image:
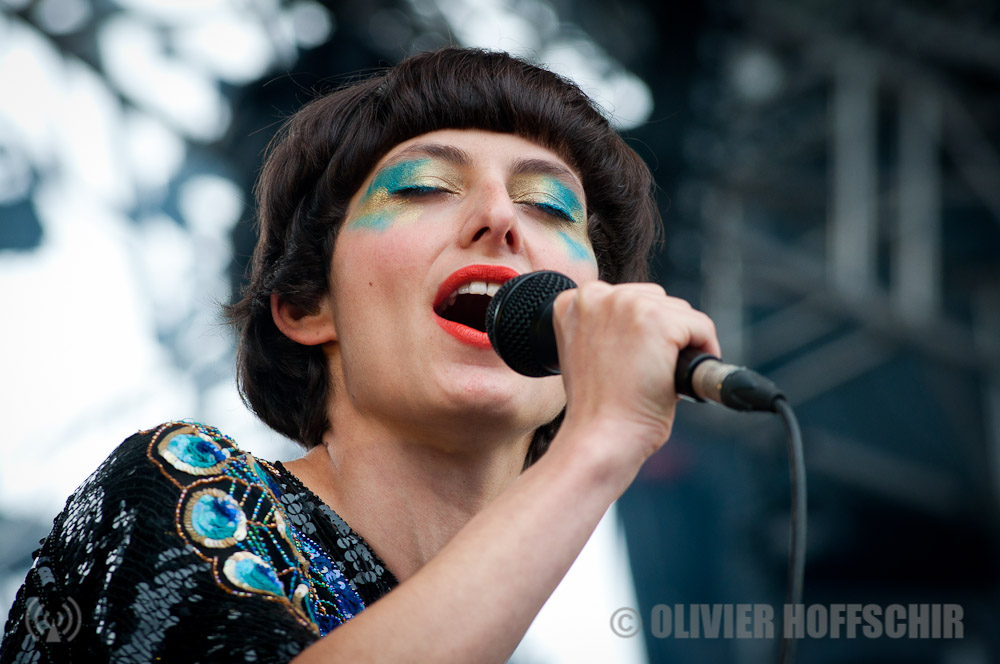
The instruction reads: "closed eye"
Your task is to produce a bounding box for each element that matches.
[392,185,448,197]
[528,201,576,224]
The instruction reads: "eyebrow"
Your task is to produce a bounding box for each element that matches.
[383,143,471,168]
[382,142,584,193]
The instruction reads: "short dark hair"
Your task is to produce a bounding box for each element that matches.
[225,47,660,466]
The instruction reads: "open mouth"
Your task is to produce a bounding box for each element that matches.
[433,265,519,348]
[435,281,502,333]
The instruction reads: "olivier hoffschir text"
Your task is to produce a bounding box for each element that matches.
[609,604,964,640]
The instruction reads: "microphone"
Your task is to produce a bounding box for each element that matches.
[485,271,785,413]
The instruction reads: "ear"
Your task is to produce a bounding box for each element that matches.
[270,292,338,345]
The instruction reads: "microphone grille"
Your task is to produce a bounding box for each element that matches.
[485,271,577,377]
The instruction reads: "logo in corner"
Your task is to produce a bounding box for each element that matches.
[23,596,82,643]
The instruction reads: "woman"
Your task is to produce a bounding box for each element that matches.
[1,47,719,662]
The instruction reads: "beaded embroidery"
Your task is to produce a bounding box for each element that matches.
[2,422,398,662]
[147,420,364,635]
[184,488,248,548]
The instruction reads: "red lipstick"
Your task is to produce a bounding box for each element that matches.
[433,264,520,349]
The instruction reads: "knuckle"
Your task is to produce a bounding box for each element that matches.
[623,296,661,327]
[552,290,574,316]
[578,280,611,296]
[670,296,693,310]
[628,282,667,297]
[574,281,610,309]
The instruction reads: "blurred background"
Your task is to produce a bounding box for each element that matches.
[1,0,999,662]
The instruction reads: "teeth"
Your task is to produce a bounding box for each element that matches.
[439,280,505,312]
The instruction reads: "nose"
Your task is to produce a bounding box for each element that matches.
[458,179,523,253]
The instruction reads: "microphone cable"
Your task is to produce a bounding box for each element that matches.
[775,396,806,664]
[676,351,807,664]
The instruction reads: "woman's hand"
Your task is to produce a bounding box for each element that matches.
[551,281,721,483]
[293,281,720,664]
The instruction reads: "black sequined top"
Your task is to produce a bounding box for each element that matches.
[0,421,398,663]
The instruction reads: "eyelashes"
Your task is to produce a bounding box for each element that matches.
[391,185,444,197]
[385,183,580,224]
[387,176,458,198]
[526,200,576,223]
[514,190,579,224]
[511,181,582,224]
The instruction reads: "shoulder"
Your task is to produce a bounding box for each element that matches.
[98,420,244,484]
[58,421,241,510]
[137,421,321,623]
[1,421,321,663]
[53,421,260,549]
[75,420,285,544]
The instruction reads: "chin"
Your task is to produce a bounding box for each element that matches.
[437,366,564,431]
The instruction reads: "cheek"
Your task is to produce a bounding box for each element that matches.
[529,224,598,279]
[557,230,595,264]
[348,198,424,232]
[333,216,443,336]
[330,230,425,374]
[336,226,429,301]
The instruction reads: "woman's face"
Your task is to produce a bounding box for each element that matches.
[325,129,599,448]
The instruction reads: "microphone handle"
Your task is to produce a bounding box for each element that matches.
[487,271,784,413]
[675,348,784,413]
[536,302,784,413]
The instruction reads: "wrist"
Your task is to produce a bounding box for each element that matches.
[541,415,655,501]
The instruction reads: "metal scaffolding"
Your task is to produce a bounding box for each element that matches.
[686,0,1000,514]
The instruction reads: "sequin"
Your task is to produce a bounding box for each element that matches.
[147,422,389,635]
[158,427,231,475]
[2,421,399,661]
[223,551,285,597]
[183,488,247,548]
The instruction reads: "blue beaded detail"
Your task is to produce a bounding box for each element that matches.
[251,457,283,497]
[292,583,319,624]
[183,488,247,548]
[147,420,369,636]
[223,551,284,597]
[296,534,365,629]
[157,427,232,475]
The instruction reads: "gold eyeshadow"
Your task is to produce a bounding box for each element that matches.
[349,158,460,231]
[507,174,586,225]
[347,155,590,267]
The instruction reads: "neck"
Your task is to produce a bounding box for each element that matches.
[283,408,532,581]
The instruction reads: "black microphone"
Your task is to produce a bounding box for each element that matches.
[485,271,785,413]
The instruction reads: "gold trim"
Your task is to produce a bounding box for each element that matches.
[223,551,284,597]
[182,487,247,548]
[157,426,232,476]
